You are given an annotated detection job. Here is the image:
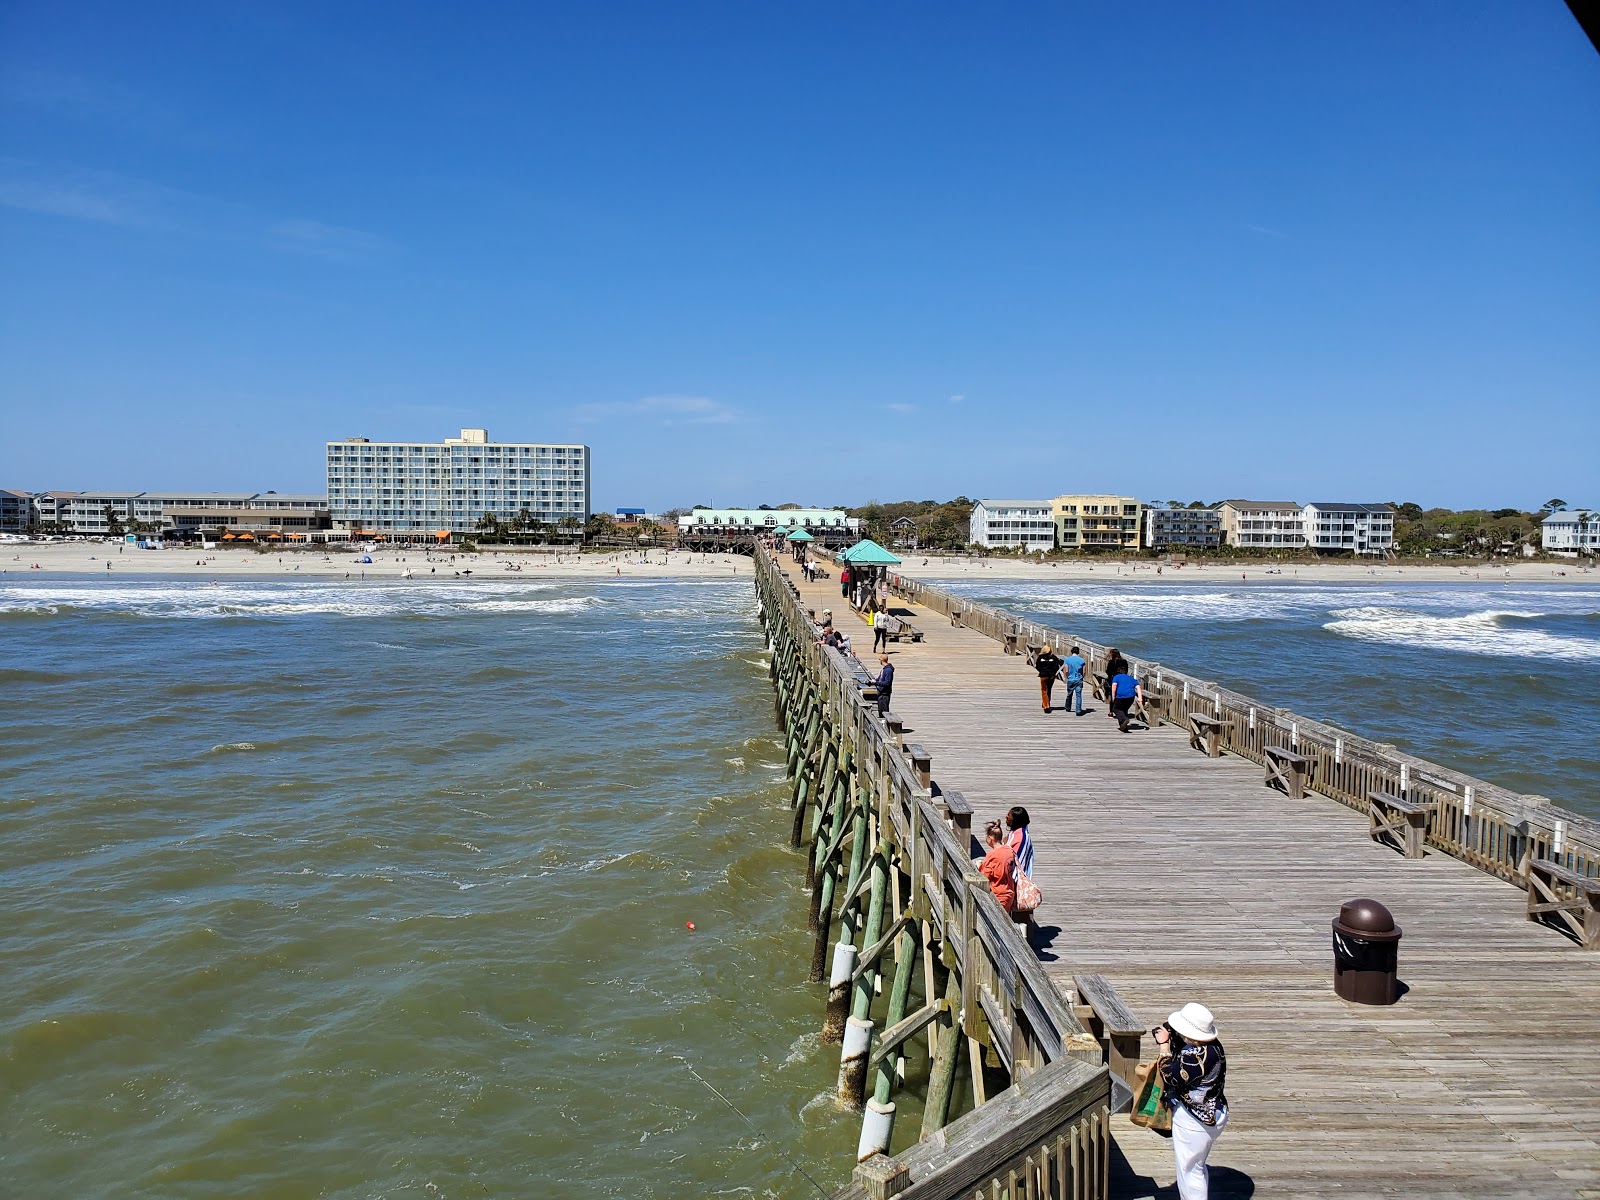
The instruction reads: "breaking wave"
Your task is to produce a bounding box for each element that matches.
[1323,607,1600,663]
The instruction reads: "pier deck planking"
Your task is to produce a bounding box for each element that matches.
[791,563,1600,1198]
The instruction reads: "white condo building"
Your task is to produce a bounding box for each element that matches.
[1216,500,1305,550]
[1301,502,1395,556]
[326,429,591,534]
[969,500,1056,550]
[1541,509,1598,555]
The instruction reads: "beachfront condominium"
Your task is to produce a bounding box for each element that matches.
[1301,503,1395,556]
[1143,504,1222,550]
[325,429,591,535]
[1541,509,1598,556]
[1052,494,1142,552]
[1216,500,1306,550]
[969,500,1057,550]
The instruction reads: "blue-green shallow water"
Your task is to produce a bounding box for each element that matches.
[0,577,856,1198]
[937,576,1600,819]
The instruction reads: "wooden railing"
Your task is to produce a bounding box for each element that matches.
[877,568,1600,889]
[753,546,1113,1200]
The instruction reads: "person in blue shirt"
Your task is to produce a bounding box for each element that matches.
[1109,669,1143,733]
[1062,645,1087,716]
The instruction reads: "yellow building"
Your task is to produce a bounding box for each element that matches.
[1053,494,1143,551]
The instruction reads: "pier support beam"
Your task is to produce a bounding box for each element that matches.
[824,942,857,1042]
[839,1015,873,1106]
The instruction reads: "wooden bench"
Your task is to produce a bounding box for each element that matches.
[884,618,924,644]
[1368,789,1428,859]
[1072,973,1143,1111]
[1089,671,1109,702]
[1188,711,1224,758]
[1264,745,1310,799]
[1002,630,1020,656]
[1025,641,1042,665]
[1526,859,1600,949]
[949,607,962,627]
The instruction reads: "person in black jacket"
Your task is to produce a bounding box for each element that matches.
[1155,1003,1228,1199]
[1033,645,1064,713]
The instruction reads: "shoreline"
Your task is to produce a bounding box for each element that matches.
[3,543,1596,585]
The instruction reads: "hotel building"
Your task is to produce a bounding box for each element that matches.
[325,429,591,535]
[969,500,1057,550]
[1217,500,1306,550]
[1143,505,1222,550]
[1052,494,1142,552]
[1301,502,1395,556]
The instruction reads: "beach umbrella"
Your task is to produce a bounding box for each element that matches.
[839,538,900,565]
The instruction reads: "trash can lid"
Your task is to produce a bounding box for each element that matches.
[1336,898,1397,933]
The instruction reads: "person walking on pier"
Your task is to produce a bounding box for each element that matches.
[1103,647,1128,719]
[1033,644,1064,713]
[1154,1003,1228,1200]
[1109,668,1143,732]
[870,606,889,653]
[839,565,851,599]
[979,820,1017,916]
[1062,645,1087,716]
[873,654,894,716]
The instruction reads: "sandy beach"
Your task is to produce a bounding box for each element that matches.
[4,541,1594,585]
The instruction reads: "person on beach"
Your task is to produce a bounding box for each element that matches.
[1109,668,1143,733]
[1033,644,1063,713]
[1062,645,1087,716]
[978,820,1017,915]
[1155,1003,1228,1200]
[1005,807,1034,878]
[873,654,894,716]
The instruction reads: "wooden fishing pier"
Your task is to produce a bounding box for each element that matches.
[753,542,1600,1199]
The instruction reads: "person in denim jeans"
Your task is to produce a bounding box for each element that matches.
[1062,645,1087,716]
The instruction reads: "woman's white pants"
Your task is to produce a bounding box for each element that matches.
[1171,1103,1227,1200]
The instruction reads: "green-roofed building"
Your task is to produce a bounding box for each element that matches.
[676,508,861,551]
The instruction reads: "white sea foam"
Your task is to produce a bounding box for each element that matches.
[1324,607,1600,663]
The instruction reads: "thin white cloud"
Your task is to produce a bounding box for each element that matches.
[573,394,738,426]
[0,158,391,260]
[1244,223,1288,239]
[948,394,965,404]
[884,402,917,413]
[269,219,393,262]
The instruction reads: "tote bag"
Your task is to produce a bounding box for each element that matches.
[1129,1060,1173,1132]
[1014,872,1042,915]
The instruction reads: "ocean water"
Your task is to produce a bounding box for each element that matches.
[936,575,1600,820]
[0,577,856,1198]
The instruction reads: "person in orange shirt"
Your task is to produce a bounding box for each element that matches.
[978,820,1017,915]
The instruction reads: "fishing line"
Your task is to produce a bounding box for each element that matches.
[671,1055,831,1198]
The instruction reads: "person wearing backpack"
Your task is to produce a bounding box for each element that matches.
[1033,644,1064,713]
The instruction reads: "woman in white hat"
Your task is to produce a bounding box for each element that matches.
[1154,1002,1228,1200]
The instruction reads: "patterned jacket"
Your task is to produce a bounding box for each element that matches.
[1159,1040,1227,1125]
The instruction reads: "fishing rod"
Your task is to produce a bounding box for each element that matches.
[671,1055,831,1199]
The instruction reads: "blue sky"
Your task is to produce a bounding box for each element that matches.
[2,2,1596,512]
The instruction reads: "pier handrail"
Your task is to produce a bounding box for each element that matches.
[872,563,1599,887]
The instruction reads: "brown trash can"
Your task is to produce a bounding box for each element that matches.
[1332,898,1402,1005]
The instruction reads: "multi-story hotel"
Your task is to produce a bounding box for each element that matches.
[1143,505,1222,550]
[969,500,1057,550]
[325,429,591,535]
[1216,500,1306,550]
[1301,502,1395,555]
[0,490,328,537]
[1053,494,1142,551]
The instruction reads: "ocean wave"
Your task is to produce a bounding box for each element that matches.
[1324,607,1600,663]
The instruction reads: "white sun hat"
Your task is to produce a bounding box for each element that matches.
[1167,1002,1218,1042]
